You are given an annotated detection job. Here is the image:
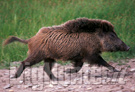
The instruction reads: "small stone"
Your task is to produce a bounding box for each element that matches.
[19,80,23,84]
[24,84,32,88]
[87,87,92,90]
[24,71,28,74]
[9,90,14,92]
[83,76,87,79]
[4,84,12,89]
[93,82,101,85]
[62,81,70,87]
[130,68,135,72]
[10,75,15,79]
[64,81,70,85]
[63,84,68,87]
[131,87,135,91]
[85,70,90,73]
[111,79,117,82]
[48,84,53,87]
[32,85,40,90]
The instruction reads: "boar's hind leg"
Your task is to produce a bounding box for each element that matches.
[14,55,43,78]
[98,56,120,72]
[64,60,84,73]
[43,59,58,81]
[13,62,25,78]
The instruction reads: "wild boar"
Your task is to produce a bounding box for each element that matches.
[3,18,130,80]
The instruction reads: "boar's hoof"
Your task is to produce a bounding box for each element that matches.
[51,77,59,81]
[112,68,120,72]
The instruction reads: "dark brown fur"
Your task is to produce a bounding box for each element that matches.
[63,18,114,33]
[3,18,129,80]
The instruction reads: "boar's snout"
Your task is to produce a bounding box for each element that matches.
[125,46,130,51]
[120,41,130,51]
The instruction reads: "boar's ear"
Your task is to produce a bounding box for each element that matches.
[101,20,114,32]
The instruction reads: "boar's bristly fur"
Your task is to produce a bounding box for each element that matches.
[3,18,129,80]
[63,18,114,33]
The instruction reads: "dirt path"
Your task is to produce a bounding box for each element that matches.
[1,59,135,92]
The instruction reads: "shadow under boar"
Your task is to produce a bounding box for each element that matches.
[3,18,130,80]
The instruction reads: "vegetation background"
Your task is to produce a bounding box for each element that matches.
[0,0,135,68]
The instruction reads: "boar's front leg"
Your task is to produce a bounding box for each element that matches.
[64,59,84,73]
[97,56,120,72]
[44,58,58,81]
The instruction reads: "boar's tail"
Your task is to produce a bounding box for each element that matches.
[3,36,29,46]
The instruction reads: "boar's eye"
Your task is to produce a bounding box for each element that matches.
[110,33,116,38]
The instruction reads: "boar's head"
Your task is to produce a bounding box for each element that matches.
[98,20,130,52]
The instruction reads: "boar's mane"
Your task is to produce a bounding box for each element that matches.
[60,18,114,33]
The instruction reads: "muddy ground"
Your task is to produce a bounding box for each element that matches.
[0,59,135,92]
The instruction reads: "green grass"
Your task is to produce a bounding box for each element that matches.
[0,0,135,68]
